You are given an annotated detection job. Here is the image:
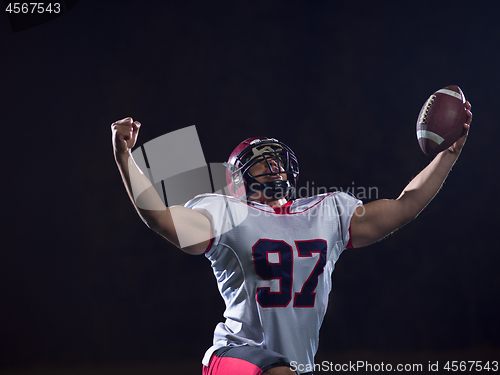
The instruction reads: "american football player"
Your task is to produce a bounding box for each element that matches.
[111,103,471,374]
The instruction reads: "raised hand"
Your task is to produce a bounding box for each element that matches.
[111,117,141,154]
[447,101,472,155]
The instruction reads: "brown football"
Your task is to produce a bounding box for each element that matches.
[416,85,466,155]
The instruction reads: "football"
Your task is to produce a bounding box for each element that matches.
[416,85,467,155]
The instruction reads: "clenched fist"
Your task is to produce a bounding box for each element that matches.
[111,117,141,154]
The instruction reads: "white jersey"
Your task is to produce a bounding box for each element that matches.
[185,192,362,372]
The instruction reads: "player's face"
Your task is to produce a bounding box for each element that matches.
[248,154,287,183]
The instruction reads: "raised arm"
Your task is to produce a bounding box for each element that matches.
[111,117,211,255]
[350,102,472,248]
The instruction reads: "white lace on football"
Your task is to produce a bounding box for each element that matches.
[417,94,436,124]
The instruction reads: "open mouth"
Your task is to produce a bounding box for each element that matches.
[267,173,283,180]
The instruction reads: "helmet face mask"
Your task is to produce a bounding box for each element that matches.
[241,143,285,174]
[226,138,299,201]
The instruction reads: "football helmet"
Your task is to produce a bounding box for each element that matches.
[225,137,299,201]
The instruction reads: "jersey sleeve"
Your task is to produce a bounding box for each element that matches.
[184,194,245,254]
[331,192,363,249]
[184,195,220,253]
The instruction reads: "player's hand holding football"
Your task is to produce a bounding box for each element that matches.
[111,117,141,155]
[447,101,472,155]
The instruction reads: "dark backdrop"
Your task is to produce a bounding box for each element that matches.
[1,1,499,374]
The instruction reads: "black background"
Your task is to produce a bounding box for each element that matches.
[1,1,499,374]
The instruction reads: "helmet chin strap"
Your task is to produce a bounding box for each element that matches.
[245,179,292,200]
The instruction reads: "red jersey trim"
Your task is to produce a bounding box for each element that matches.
[203,228,215,254]
[346,224,354,249]
[272,200,293,215]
